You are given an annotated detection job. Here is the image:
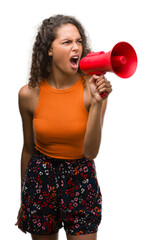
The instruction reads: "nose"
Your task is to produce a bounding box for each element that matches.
[72,42,79,51]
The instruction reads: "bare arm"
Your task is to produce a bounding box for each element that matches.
[18,85,35,194]
[82,99,107,160]
[82,75,112,160]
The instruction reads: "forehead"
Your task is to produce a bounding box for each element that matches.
[55,24,81,39]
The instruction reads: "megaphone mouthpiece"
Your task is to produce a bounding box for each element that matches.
[111,56,127,67]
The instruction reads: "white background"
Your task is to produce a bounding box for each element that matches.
[0,0,152,239]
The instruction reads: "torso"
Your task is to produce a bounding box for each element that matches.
[28,77,92,116]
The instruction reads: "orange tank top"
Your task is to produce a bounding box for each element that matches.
[33,77,88,159]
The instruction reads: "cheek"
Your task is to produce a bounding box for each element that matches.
[52,48,69,64]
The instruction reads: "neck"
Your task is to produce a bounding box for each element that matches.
[46,69,80,89]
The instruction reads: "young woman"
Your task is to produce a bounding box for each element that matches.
[15,15,112,240]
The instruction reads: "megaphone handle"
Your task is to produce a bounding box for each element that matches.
[100,92,108,98]
[94,80,108,99]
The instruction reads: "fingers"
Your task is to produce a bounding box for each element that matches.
[95,75,112,95]
[89,74,100,84]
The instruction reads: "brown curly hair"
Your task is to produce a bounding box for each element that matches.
[28,14,91,88]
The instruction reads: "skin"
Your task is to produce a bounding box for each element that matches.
[16,23,112,240]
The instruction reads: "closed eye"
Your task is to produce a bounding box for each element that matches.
[62,39,82,45]
[77,39,82,44]
[62,40,71,44]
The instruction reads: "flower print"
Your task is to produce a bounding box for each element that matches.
[62,204,67,209]
[83,166,88,172]
[91,188,95,193]
[19,151,102,235]
[61,180,64,187]
[81,188,85,194]
[44,170,49,175]
[80,172,84,177]
[33,202,37,207]
[36,160,41,164]
[39,195,43,200]
[73,202,78,207]
[73,169,78,175]
[69,187,74,193]
[70,217,74,222]
[91,173,95,178]
[70,181,75,187]
[87,184,92,190]
[39,179,43,184]
[87,161,92,167]
[32,219,37,224]
[36,189,41,194]
[86,206,91,211]
[31,210,37,214]
[42,164,47,169]
[84,174,88,179]
[94,207,100,212]
[37,165,40,170]
[52,192,56,198]
[42,191,48,196]
[81,200,85,205]
[91,209,96,215]
[74,217,79,223]
[49,204,54,209]
[33,165,39,172]
[47,184,52,192]
[37,205,41,210]
[46,196,50,202]
[69,203,74,210]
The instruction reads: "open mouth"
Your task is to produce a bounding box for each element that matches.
[70,55,79,69]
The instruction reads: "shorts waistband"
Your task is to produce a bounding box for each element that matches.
[34,148,86,164]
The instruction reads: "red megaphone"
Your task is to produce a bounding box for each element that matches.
[79,41,138,98]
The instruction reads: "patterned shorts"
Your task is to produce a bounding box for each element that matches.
[19,149,102,235]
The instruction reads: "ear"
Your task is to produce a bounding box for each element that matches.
[48,48,53,56]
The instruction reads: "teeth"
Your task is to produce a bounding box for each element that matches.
[72,56,78,59]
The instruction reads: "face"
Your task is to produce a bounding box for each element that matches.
[48,24,83,75]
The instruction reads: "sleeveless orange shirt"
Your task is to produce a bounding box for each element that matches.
[33,77,88,159]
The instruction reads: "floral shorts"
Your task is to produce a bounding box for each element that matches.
[19,149,102,235]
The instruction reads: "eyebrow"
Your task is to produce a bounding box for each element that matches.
[62,37,82,41]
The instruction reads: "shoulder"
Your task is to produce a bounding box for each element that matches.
[18,84,39,98]
[18,84,39,114]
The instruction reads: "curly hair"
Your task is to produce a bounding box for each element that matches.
[28,14,91,88]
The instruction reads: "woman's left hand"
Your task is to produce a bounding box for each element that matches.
[89,75,112,102]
